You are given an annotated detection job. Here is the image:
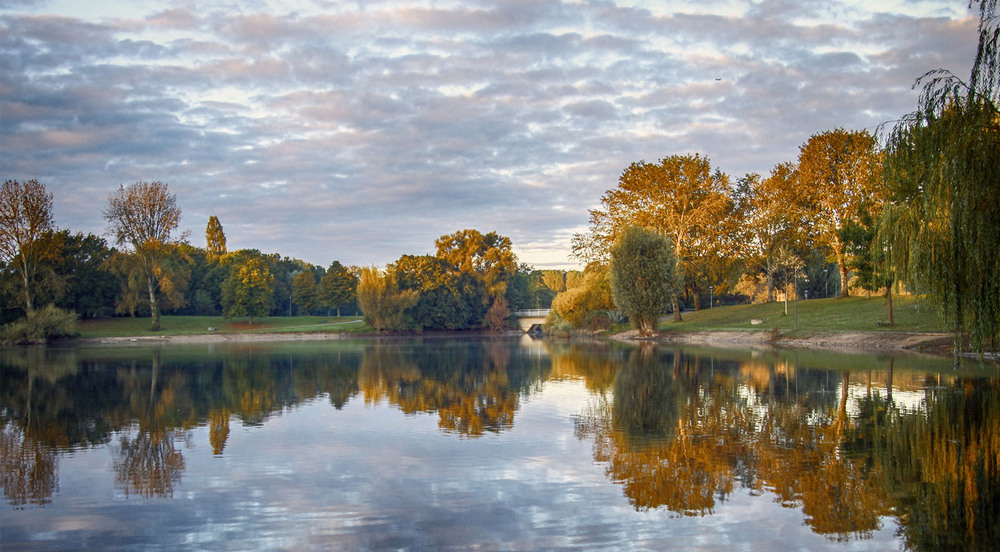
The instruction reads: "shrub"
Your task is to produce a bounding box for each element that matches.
[0,305,80,345]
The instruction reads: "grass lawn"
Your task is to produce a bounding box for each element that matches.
[75,296,945,338]
[78,315,366,338]
[658,295,946,334]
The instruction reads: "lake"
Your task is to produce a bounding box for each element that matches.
[1,336,998,551]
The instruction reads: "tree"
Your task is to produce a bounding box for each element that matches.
[356,266,418,333]
[392,254,486,330]
[0,179,55,314]
[551,265,613,328]
[435,229,517,300]
[221,256,274,324]
[319,261,357,316]
[796,129,883,298]
[731,165,807,302]
[43,231,118,318]
[291,270,319,314]
[205,216,227,256]
[435,229,518,328]
[574,154,730,321]
[609,227,679,336]
[541,270,566,293]
[881,0,999,353]
[104,181,183,330]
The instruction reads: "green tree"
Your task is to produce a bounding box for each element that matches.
[356,266,418,333]
[435,229,518,328]
[205,215,227,257]
[319,261,357,316]
[43,231,118,318]
[392,254,486,330]
[609,227,679,336]
[221,256,274,324]
[103,181,183,331]
[796,129,883,298]
[292,270,319,314]
[574,154,730,321]
[0,179,55,314]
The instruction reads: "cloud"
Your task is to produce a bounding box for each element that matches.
[0,0,981,269]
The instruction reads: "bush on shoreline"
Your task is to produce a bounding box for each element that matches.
[1,305,80,345]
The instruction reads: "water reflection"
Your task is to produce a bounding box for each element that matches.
[571,345,1000,550]
[1,339,999,550]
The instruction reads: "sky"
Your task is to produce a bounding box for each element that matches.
[0,0,981,270]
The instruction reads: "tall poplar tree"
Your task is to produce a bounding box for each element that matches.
[104,181,182,331]
[205,215,227,256]
[881,0,999,353]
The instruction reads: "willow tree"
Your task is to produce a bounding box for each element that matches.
[0,179,54,314]
[104,181,182,331]
[881,0,1000,353]
[574,154,730,321]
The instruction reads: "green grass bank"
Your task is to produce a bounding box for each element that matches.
[77,315,367,338]
[658,295,944,334]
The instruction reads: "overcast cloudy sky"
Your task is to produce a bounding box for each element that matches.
[0,0,980,269]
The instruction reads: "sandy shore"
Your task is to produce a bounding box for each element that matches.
[610,329,958,355]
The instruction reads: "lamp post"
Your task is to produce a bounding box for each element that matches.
[824,269,829,299]
[709,286,714,309]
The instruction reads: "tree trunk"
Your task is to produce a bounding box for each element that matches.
[766,257,774,303]
[672,294,683,322]
[146,271,161,331]
[839,262,850,298]
[639,316,653,337]
[21,268,33,314]
[886,283,894,326]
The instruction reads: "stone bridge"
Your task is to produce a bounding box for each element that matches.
[512,309,551,333]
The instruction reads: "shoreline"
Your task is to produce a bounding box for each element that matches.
[66,328,965,356]
[611,329,958,356]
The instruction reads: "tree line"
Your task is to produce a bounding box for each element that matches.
[0,180,368,330]
[0,179,567,339]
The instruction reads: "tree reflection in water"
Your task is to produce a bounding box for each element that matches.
[1,340,999,549]
[570,346,1000,550]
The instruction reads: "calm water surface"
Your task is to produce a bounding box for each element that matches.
[2,337,998,551]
